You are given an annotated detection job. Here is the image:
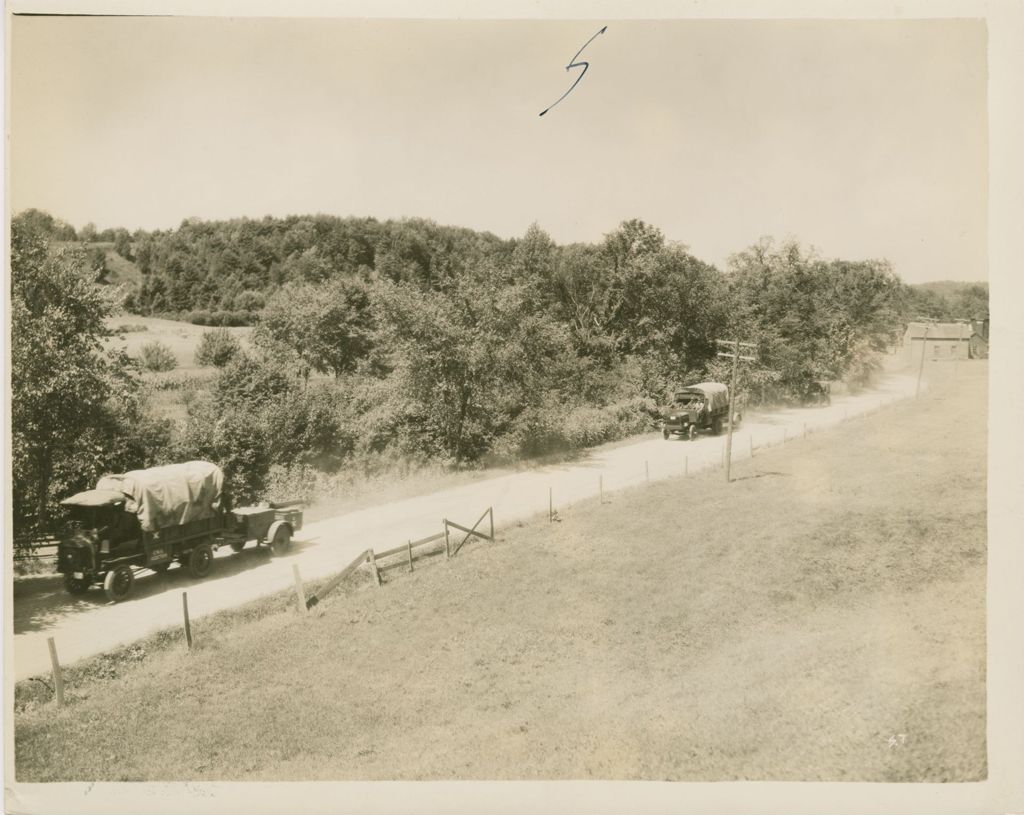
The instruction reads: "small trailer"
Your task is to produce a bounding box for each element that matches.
[56,461,302,602]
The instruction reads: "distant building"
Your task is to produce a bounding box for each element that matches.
[902,321,972,365]
[969,317,989,359]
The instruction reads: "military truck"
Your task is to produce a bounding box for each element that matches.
[56,461,302,602]
[661,382,738,440]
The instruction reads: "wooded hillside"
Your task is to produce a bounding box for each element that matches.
[10,209,942,532]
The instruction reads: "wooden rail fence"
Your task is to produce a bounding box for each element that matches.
[303,506,495,609]
[13,535,60,561]
[445,507,495,558]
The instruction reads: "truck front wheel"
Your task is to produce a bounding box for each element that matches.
[103,565,135,602]
[63,573,91,595]
[188,543,215,579]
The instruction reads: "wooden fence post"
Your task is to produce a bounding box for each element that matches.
[182,592,193,650]
[444,520,451,559]
[47,637,65,707]
[368,549,382,587]
[292,564,307,614]
[407,540,414,573]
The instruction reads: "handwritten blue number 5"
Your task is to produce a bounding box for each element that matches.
[540,26,607,117]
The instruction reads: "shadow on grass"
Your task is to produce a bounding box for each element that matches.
[731,470,792,482]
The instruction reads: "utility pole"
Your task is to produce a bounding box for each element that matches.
[915,325,929,398]
[955,321,965,380]
[717,339,757,482]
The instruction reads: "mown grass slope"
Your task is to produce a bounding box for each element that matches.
[14,363,987,782]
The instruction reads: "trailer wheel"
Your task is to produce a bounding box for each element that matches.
[103,565,135,602]
[188,543,215,579]
[270,526,292,556]
[63,573,91,595]
[662,428,670,440]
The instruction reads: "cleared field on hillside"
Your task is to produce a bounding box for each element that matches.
[102,316,255,422]
[13,363,987,782]
[105,315,254,373]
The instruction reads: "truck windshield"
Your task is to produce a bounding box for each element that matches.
[673,393,703,408]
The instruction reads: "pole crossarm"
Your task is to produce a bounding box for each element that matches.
[718,351,756,361]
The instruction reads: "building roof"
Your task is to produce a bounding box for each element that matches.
[905,322,972,340]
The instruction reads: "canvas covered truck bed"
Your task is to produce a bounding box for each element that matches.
[95,460,225,532]
[674,382,730,412]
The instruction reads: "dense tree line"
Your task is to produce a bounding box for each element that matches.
[903,281,989,322]
[123,215,505,321]
[11,209,934,533]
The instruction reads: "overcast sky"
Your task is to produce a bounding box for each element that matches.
[9,16,987,283]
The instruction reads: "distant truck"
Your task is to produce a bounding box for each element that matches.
[661,382,738,440]
[800,379,832,407]
[56,461,302,602]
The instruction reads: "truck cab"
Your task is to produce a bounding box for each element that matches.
[57,489,143,595]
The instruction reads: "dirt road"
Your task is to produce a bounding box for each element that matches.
[11,371,918,680]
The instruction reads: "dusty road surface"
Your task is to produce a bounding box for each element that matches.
[12,371,918,680]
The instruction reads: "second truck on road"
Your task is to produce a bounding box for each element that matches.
[662,382,738,441]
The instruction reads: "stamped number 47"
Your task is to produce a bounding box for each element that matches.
[887,733,908,749]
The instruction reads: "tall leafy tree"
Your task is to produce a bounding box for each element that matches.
[253,277,374,376]
[371,270,575,464]
[10,219,135,528]
[727,238,904,399]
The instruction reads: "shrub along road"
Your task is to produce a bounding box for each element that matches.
[13,368,921,682]
[13,360,984,780]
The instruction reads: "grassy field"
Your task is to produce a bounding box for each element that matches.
[13,362,987,782]
[106,315,254,373]
[102,315,254,423]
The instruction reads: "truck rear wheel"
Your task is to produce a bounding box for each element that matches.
[63,573,91,595]
[188,543,215,579]
[103,565,135,602]
[270,526,292,556]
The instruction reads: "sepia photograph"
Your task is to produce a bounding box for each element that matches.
[3,2,1023,813]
